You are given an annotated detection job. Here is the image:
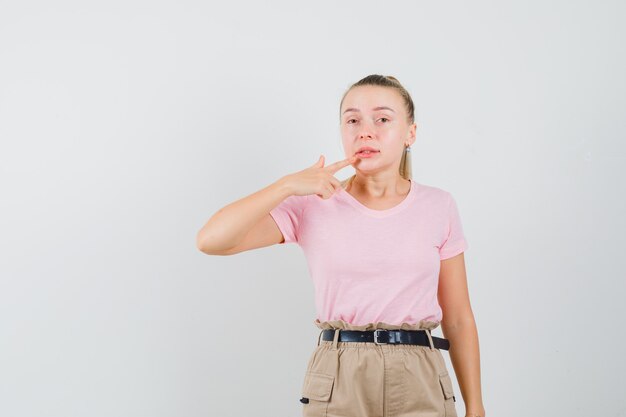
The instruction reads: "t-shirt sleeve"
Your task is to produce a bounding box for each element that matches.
[268,194,309,244]
[439,192,469,260]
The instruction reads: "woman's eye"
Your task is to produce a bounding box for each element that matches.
[347,118,388,124]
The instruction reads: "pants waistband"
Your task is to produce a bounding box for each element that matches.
[318,328,450,350]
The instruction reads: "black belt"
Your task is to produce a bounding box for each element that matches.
[320,328,450,350]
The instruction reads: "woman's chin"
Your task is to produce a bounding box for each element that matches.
[354,164,382,173]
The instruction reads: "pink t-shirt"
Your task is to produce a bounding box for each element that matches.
[269,179,468,327]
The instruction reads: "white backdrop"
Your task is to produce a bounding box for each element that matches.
[1,1,625,416]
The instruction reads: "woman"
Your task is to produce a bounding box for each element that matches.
[196,74,485,417]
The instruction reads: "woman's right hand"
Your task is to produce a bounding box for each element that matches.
[282,154,359,199]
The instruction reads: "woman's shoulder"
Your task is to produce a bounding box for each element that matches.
[412,180,453,200]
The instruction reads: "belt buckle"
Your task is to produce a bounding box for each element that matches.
[373,329,389,345]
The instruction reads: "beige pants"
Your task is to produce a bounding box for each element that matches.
[300,319,458,417]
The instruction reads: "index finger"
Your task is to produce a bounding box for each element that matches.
[324,156,358,174]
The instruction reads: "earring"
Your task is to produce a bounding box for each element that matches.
[405,144,411,152]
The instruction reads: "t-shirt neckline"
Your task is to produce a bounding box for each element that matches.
[336,179,418,218]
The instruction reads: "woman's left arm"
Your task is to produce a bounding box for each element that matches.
[437,252,486,417]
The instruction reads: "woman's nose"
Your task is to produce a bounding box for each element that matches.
[359,130,374,140]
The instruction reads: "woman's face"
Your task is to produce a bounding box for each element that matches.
[340,85,415,175]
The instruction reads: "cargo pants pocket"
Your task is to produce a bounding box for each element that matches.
[438,371,458,417]
[300,370,334,417]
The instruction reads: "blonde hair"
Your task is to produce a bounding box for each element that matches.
[338,74,415,189]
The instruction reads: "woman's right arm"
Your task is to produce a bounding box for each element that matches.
[196,154,357,256]
[195,177,294,255]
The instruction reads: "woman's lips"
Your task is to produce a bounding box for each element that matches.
[355,150,380,158]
